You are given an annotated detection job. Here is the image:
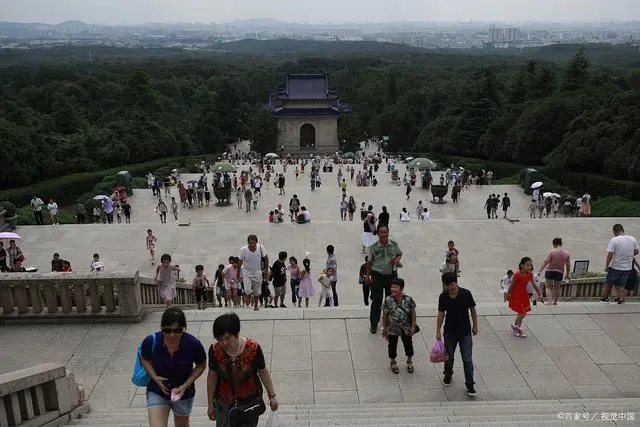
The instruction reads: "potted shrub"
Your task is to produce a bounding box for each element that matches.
[0,201,18,230]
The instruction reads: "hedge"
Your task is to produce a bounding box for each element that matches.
[0,156,205,207]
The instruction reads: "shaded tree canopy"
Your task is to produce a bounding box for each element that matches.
[1,41,639,190]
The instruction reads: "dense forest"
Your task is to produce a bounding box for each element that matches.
[1,40,640,191]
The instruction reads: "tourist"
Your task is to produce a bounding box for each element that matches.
[236,187,243,209]
[415,201,424,219]
[140,307,207,427]
[114,203,122,224]
[146,229,157,265]
[405,182,412,200]
[170,197,179,222]
[552,197,560,218]
[602,224,639,304]
[324,245,339,306]
[347,196,356,221]
[104,198,115,224]
[501,193,510,219]
[61,260,72,272]
[381,277,417,374]
[244,188,253,213]
[252,189,259,210]
[30,195,45,225]
[528,200,537,218]
[222,256,239,307]
[297,206,311,223]
[239,235,268,311]
[440,253,461,279]
[207,313,278,426]
[339,195,348,221]
[508,257,543,337]
[318,267,335,307]
[156,198,168,224]
[204,186,211,207]
[9,260,27,272]
[436,272,478,396]
[47,198,60,225]
[271,251,288,308]
[90,253,104,271]
[360,202,368,220]
[0,242,7,272]
[399,207,410,222]
[288,257,301,305]
[537,238,571,305]
[378,206,390,229]
[278,173,285,195]
[51,253,63,272]
[193,265,210,310]
[421,208,431,220]
[358,261,370,306]
[501,270,513,302]
[155,254,180,307]
[6,240,22,269]
[362,208,377,254]
[289,195,300,221]
[579,193,591,218]
[445,241,459,259]
[365,225,403,334]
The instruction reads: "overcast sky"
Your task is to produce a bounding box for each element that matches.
[2,0,638,25]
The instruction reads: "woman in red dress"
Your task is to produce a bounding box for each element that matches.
[508,257,543,337]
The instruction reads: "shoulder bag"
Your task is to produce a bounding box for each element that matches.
[131,333,157,386]
[225,355,266,426]
[395,296,420,333]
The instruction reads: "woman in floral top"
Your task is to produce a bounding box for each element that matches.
[381,277,417,374]
[207,313,278,427]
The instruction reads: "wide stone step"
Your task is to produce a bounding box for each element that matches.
[73,399,640,426]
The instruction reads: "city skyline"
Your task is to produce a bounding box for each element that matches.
[3,0,639,25]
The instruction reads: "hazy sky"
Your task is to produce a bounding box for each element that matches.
[2,0,638,24]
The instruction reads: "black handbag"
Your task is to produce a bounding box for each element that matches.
[225,356,266,427]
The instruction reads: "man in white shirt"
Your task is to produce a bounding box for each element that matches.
[31,195,44,225]
[602,223,639,304]
[238,234,268,311]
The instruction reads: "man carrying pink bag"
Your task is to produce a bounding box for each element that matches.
[435,272,479,397]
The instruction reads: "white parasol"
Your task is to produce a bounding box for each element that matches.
[543,192,554,198]
[530,181,543,189]
[0,231,21,240]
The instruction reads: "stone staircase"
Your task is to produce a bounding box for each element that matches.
[70,399,640,426]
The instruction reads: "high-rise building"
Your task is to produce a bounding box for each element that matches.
[488,25,520,43]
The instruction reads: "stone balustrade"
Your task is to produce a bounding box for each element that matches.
[0,363,88,427]
[0,271,195,322]
[558,277,639,300]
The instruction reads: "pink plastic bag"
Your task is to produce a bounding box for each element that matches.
[429,340,449,363]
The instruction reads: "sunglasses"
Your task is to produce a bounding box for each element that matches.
[162,327,184,335]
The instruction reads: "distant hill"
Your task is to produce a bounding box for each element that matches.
[55,20,92,29]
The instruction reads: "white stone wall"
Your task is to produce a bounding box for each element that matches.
[277,117,339,154]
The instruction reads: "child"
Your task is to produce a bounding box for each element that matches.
[114,203,122,224]
[501,269,513,302]
[170,197,179,221]
[318,267,335,307]
[289,257,301,305]
[260,279,274,308]
[62,260,73,272]
[155,253,180,307]
[297,258,314,308]
[90,253,104,271]
[192,264,210,310]
[359,261,370,306]
[399,207,410,222]
[268,211,274,223]
[146,229,157,265]
[223,256,239,307]
[415,201,424,219]
[252,190,259,210]
[236,187,243,209]
[508,257,543,337]
[421,208,431,221]
[92,206,101,223]
[529,200,537,218]
[213,264,225,307]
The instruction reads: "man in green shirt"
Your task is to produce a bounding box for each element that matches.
[365,225,403,334]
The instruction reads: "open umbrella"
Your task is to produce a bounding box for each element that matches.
[531,181,543,189]
[342,152,355,158]
[405,157,414,162]
[408,157,437,170]
[543,192,554,198]
[93,195,110,201]
[553,193,561,198]
[265,153,278,158]
[212,161,237,173]
[0,231,21,240]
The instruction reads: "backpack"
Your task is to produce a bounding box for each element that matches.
[132,333,157,386]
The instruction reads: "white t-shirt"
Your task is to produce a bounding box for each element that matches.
[607,235,639,271]
[501,275,511,293]
[421,211,431,220]
[527,273,540,293]
[399,211,410,222]
[240,244,265,277]
[31,198,43,211]
[47,202,59,215]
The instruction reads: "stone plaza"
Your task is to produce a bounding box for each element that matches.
[2,153,640,422]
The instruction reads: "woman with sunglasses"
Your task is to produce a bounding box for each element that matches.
[140,308,207,427]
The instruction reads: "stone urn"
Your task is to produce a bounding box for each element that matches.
[213,187,232,206]
[431,185,448,204]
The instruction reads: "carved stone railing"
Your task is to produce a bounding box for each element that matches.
[0,272,143,322]
[0,363,88,427]
[0,272,195,322]
[558,277,639,300]
[139,276,194,306]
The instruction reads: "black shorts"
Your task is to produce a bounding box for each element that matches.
[195,287,207,302]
